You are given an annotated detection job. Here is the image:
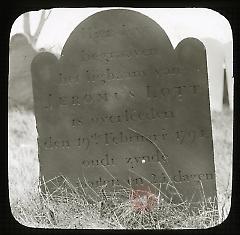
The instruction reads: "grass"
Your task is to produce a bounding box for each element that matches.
[11,176,220,229]
[8,105,233,229]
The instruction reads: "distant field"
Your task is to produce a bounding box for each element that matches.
[8,105,233,228]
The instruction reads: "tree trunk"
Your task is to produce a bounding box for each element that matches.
[23,10,51,48]
[23,12,33,42]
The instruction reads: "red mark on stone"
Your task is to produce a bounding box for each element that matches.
[130,186,157,212]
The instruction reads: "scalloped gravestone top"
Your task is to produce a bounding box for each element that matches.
[31,9,217,210]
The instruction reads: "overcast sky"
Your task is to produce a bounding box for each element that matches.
[10,7,233,54]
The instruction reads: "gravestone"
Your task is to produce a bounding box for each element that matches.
[201,38,225,112]
[224,41,233,110]
[32,9,217,210]
[9,34,37,110]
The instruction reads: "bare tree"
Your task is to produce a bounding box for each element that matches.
[23,10,51,48]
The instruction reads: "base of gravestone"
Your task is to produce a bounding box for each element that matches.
[38,174,219,220]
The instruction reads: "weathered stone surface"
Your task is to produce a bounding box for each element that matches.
[9,34,37,109]
[32,9,217,209]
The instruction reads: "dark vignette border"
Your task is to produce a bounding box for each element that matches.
[2,1,239,235]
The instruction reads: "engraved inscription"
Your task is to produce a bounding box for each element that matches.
[76,170,215,189]
[80,26,148,40]
[79,48,159,62]
[40,128,209,151]
[58,66,186,86]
